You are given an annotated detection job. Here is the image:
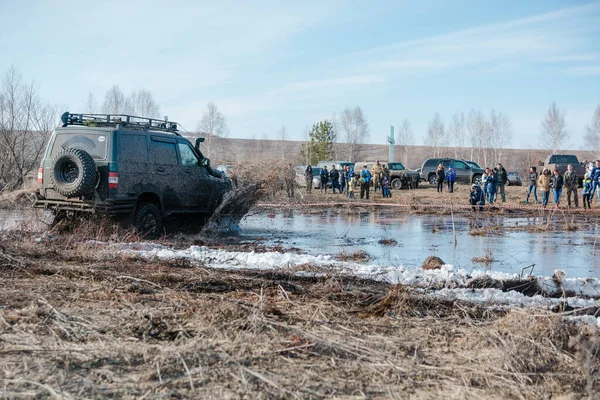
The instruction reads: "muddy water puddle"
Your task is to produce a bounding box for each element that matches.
[2,208,600,279]
[239,210,600,278]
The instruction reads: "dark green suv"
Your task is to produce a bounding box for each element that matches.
[420,158,484,185]
[35,112,232,237]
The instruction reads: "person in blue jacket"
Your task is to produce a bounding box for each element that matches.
[483,168,497,204]
[445,166,456,193]
[468,184,485,211]
[360,165,372,200]
[590,160,600,204]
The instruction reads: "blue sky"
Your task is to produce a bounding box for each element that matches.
[1,0,599,148]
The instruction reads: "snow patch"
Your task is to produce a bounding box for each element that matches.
[115,242,600,310]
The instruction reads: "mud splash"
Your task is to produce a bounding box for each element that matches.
[201,184,261,236]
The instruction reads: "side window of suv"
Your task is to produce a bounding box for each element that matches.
[151,140,178,165]
[453,160,466,169]
[178,143,199,166]
[119,134,147,163]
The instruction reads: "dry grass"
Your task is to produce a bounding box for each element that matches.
[1,236,598,398]
[472,249,494,265]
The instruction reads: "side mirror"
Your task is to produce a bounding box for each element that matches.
[538,161,544,167]
[201,158,210,167]
[195,137,205,152]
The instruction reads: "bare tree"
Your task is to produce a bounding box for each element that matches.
[426,113,445,158]
[449,112,466,159]
[85,92,98,114]
[101,85,127,114]
[0,67,56,191]
[339,106,369,162]
[488,109,513,163]
[540,102,568,154]
[276,125,287,142]
[126,89,160,118]
[584,105,600,159]
[467,110,489,166]
[396,119,414,166]
[197,102,229,158]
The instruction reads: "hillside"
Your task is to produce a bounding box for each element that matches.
[205,137,595,175]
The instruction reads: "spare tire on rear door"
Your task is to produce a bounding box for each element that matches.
[50,148,98,198]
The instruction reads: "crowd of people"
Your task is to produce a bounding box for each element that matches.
[303,161,392,200]
[295,159,600,211]
[469,160,600,210]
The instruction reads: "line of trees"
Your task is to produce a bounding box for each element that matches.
[0,67,56,191]
[86,85,161,118]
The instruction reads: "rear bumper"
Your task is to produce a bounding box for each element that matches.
[34,197,135,214]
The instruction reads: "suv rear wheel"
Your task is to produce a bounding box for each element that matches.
[134,203,163,239]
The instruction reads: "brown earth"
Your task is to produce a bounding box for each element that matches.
[1,235,599,399]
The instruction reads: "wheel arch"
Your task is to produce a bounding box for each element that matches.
[136,192,162,210]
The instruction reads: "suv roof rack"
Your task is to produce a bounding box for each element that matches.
[60,112,181,136]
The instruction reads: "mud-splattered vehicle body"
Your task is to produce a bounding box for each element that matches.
[35,112,231,237]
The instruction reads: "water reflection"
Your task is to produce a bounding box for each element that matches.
[240,209,600,279]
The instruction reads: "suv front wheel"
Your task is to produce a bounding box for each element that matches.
[472,175,482,185]
[391,178,403,190]
[134,203,163,239]
[428,175,437,185]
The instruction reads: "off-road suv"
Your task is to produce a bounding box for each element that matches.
[420,158,484,185]
[35,112,232,238]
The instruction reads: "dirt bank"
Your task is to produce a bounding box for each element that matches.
[1,236,598,398]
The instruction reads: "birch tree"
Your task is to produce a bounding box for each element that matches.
[197,102,229,158]
[101,85,127,114]
[584,105,600,159]
[426,113,445,158]
[126,89,160,118]
[85,93,98,114]
[449,112,466,159]
[488,109,513,163]
[339,106,369,162]
[467,110,489,166]
[396,119,414,166]
[540,102,568,154]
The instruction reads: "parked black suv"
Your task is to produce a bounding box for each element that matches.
[35,112,232,237]
[420,158,484,185]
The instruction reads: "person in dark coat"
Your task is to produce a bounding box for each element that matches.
[582,173,592,209]
[436,164,445,193]
[495,163,507,202]
[468,184,485,211]
[304,165,313,194]
[330,165,340,194]
[550,167,564,208]
[320,166,329,194]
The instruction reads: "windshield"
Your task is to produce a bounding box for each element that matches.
[51,133,107,160]
[466,161,481,169]
[387,163,405,170]
[550,155,579,164]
